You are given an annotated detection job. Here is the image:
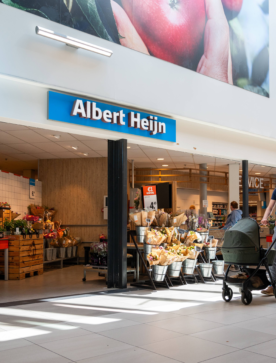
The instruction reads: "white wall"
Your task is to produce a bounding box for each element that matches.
[0,4,276,165]
[0,171,42,218]
[177,188,228,213]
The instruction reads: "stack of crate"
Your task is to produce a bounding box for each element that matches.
[0,209,11,227]
[0,234,44,280]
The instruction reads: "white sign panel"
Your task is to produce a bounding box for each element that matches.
[29,179,35,199]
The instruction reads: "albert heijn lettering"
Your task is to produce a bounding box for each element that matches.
[71,99,166,136]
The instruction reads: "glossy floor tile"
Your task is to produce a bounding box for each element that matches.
[39,333,132,361]
[141,335,237,363]
[192,325,276,349]
[2,279,276,363]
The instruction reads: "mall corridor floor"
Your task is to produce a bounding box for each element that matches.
[1,282,276,363]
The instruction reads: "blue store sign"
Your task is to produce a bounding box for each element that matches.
[48,91,176,142]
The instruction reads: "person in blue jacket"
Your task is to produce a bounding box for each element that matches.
[221,201,243,230]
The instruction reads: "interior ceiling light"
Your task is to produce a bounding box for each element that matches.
[157,158,164,161]
[162,165,168,167]
[35,26,113,57]
[255,172,261,175]
[83,153,88,156]
[127,146,131,149]
[53,135,60,139]
[72,146,78,150]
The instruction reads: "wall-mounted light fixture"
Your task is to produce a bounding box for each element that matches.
[35,26,113,57]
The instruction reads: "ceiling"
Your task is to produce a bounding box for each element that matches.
[0,122,275,177]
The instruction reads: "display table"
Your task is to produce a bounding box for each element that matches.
[0,239,8,281]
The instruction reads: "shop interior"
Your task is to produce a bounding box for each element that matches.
[0,121,275,303]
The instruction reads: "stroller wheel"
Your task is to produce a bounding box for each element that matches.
[222,287,233,302]
[241,290,252,305]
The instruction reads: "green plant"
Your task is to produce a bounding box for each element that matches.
[0,226,4,232]
[4,219,14,231]
[13,219,28,231]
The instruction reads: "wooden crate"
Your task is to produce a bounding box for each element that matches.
[0,234,44,280]
[0,209,11,227]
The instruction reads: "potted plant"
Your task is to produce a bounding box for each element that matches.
[4,219,14,236]
[134,192,140,211]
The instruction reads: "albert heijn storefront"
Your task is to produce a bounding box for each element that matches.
[48,90,176,289]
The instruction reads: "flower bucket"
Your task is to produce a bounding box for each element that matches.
[198,231,209,243]
[58,247,66,259]
[152,265,168,282]
[168,261,182,277]
[183,259,197,274]
[52,248,57,260]
[199,263,213,278]
[205,247,217,261]
[66,247,72,258]
[136,226,149,243]
[212,260,225,275]
[45,248,53,261]
[72,246,77,257]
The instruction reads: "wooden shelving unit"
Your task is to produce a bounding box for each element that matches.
[212,202,228,227]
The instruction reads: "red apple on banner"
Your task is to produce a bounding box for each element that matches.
[121,0,206,67]
[222,0,243,20]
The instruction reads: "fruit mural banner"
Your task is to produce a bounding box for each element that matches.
[1,0,269,97]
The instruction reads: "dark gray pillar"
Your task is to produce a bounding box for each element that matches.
[242,160,249,218]
[199,163,208,217]
[107,139,127,289]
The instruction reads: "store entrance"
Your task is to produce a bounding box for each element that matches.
[0,120,275,303]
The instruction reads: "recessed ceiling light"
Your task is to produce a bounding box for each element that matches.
[239,170,242,171]
[255,173,261,175]
[162,165,168,167]
[83,153,88,156]
[157,158,164,161]
[53,135,60,139]
[72,146,78,150]
[127,146,131,149]
[261,166,266,167]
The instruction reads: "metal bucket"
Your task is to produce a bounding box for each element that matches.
[183,259,197,274]
[199,232,209,243]
[45,248,53,261]
[72,246,77,257]
[66,247,72,258]
[199,263,213,278]
[168,261,182,277]
[152,265,168,282]
[212,260,225,275]
[136,227,149,243]
[205,247,217,261]
[144,243,154,256]
[58,247,66,259]
[52,248,57,260]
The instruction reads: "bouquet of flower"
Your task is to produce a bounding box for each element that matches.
[145,229,167,245]
[147,252,160,266]
[0,202,10,209]
[134,191,140,210]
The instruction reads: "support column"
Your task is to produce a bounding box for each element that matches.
[242,160,249,218]
[199,163,207,217]
[107,139,127,289]
[228,164,240,209]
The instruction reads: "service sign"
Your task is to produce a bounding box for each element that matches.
[48,91,176,142]
[143,186,158,211]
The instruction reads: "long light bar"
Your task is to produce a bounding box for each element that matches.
[35,26,113,57]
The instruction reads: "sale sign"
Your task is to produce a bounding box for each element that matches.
[143,186,158,211]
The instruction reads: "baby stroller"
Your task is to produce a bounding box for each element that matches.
[221,218,276,305]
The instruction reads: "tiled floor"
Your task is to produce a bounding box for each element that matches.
[1,280,276,363]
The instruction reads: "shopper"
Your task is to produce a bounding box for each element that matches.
[260,191,276,296]
[221,201,243,230]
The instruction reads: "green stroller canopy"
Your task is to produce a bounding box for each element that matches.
[223,218,259,250]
